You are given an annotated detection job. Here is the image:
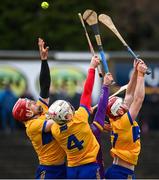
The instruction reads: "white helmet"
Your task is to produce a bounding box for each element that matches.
[48,100,75,125]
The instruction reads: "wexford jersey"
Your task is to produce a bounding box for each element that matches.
[51,106,100,167]
[110,111,141,165]
[24,98,66,165]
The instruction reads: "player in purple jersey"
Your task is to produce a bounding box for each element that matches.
[90,72,113,178]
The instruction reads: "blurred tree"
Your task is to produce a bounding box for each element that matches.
[102,0,159,50]
[0,0,158,50]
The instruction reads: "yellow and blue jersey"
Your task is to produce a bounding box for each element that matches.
[24,98,66,165]
[51,106,100,167]
[109,111,141,165]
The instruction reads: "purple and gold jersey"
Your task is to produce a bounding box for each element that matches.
[51,106,100,167]
[24,98,66,165]
[110,112,141,165]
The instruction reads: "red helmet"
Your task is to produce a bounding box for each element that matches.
[12,98,29,122]
[106,96,127,119]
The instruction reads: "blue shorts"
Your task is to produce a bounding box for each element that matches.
[105,164,135,179]
[67,162,100,179]
[35,163,66,179]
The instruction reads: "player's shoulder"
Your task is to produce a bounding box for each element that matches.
[72,107,89,124]
[75,106,90,117]
[111,112,131,129]
[51,121,60,133]
[25,115,46,133]
[37,98,49,109]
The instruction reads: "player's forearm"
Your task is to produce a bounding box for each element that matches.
[80,68,95,109]
[126,69,137,95]
[124,69,137,106]
[39,60,51,98]
[134,73,145,103]
[93,85,109,128]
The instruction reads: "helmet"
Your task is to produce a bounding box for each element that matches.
[106,96,127,119]
[48,100,75,125]
[12,98,30,122]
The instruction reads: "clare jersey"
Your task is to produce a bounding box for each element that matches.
[51,106,100,167]
[24,98,66,165]
[109,111,141,165]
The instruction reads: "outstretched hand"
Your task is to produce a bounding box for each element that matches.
[137,60,148,75]
[103,73,114,86]
[90,55,100,69]
[38,38,49,60]
[133,59,140,71]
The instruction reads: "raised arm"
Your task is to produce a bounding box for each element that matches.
[38,38,50,105]
[80,55,100,111]
[90,73,113,179]
[124,60,139,108]
[92,73,113,133]
[129,60,147,121]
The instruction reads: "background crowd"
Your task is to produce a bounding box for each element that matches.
[0,78,159,133]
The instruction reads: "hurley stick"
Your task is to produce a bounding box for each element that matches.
[83,9,109,74]
[98,14,151,75]
[78,13,103,77]
[92,84,128,110]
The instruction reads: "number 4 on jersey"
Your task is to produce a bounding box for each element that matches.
[67,134,84,150]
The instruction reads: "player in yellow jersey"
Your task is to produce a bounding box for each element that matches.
[48,55,106,179]
[12,38,66,179]
[105,60,148,179]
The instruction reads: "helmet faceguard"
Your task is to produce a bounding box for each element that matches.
[48,100,75,125]
[106,96,128,119]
